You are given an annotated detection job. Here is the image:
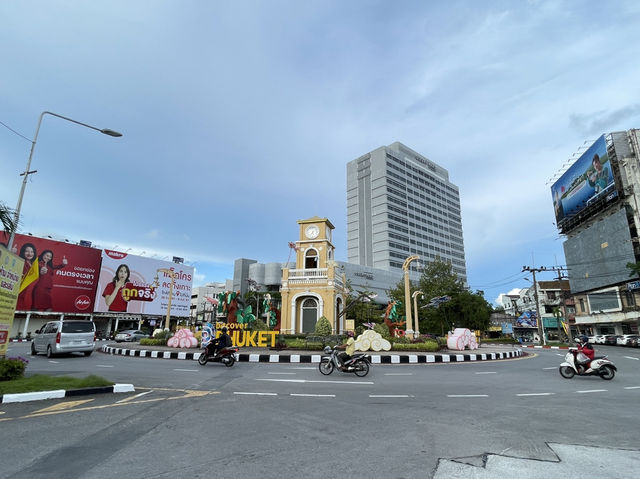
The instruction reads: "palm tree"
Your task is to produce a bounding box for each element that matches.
[0,201,17,235]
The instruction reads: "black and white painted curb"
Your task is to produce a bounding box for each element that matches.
[101,344,524,364]
[0,384,135,404]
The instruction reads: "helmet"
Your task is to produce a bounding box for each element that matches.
[323,346,332,354]
[581,335,589,344]
[345,331,354,338]
[221,327,228,333]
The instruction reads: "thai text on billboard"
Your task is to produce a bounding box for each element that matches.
[1,232,102,313]
[0,246,24,355]
[551,135,614,225]
[94,250,194,316]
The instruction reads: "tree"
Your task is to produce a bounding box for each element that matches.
[0,201,17,236]
[626,262,640,278]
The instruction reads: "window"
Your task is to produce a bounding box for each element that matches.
[579,298,585,313]
[305,249,318,269]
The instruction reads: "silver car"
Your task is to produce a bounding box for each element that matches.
[115,330,148,342]
[31,320,96,357]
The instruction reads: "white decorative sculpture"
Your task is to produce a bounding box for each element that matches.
[355,329,391,352]
[447,328,478,351]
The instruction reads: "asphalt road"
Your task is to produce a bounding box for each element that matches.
[1,343,639,478]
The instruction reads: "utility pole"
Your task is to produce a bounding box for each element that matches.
[522,266,546,345]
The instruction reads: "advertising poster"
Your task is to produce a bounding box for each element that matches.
[551,135,614,224]
[0,232,103,313]
[0,246,24,356]
[94,250,194,316]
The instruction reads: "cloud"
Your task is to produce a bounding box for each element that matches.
[569,105,640,137]
[145,229,160,239]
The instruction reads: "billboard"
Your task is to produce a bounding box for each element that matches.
[551,135,614,226]
[94,250,194,316]
[1,232,102,313]
[0,246,24,355]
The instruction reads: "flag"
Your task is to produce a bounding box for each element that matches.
[288,242,299,251]
[19,258,39,293]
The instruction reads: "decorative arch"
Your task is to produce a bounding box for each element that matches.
[289,292,324,333]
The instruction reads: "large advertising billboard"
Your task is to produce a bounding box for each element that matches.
[1,232,103,313]
[0,246,24,355]
[551,135,614,225]
[94,250,194,316]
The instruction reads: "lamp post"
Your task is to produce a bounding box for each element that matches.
[402,255,419,337]
[7,111,122,250]
[157,268,176,330]
[412,290,424,337]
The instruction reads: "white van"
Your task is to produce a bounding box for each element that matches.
[31,320,96,357]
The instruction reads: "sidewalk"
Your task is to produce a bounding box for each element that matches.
[100,342,525,364]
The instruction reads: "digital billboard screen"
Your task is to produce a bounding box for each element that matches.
[551,135,614,226]
[94,250,194,316]
[1,232,103,313]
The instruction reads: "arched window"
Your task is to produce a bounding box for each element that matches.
[301,297,318,333]
[305,249,318,269]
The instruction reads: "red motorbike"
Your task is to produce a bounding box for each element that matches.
[197,344,239,367]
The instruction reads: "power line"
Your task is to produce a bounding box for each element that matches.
[0,119,31,143]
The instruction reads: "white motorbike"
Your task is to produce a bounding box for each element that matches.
[559,347,616,380]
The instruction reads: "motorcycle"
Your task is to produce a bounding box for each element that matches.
[559,347,616,380]
[318,346,371,377]
[197,344,239,367]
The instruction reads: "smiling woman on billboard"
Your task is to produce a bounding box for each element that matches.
[32,249,68,311]
[102,264,131,312]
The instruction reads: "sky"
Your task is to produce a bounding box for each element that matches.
[2,0,640,306]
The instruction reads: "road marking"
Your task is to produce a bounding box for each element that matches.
[33,399,94,413]
[173,368,198,372]
[475,372,496,374]
[268,372,296,375]
[369,394,413,398]
[384,373,413,376]
[96,365,114,368]
[556,353,564,356]
[117,391,152,403]
[447,394,489,398]
[234,392,277,396]
[257,378,374,385]
[543,367,557,370]
[624,386,640,390]
[516,393,554,396]
[287,367,315,370]
[624,356,639,361]
[576,389,607,394]
[48,360,59,364]
[290,393,335,397]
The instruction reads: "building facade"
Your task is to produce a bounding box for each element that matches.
[346,141,467,283]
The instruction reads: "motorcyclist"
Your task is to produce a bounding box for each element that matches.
[336,331,355,366]
[576,335,595,372]
[211,327,233,357]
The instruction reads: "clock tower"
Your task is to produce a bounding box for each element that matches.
[280,217,347,334]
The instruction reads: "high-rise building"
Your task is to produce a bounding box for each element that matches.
[347,141,467,282]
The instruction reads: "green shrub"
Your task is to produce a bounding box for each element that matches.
[140,338,170,346]
[392,340,440,352]
[314,316,332,336]
[392,335,410,344]
[250,318,269,331]
[0,356,29,381]
[373,323,391,341]
[152,329,172,341]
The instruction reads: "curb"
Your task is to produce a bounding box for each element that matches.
[100,345,524,364]
[0,383,134,404]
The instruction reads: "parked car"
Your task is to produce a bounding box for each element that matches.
[31,320,96,357]
[593,335,606,344]
[115,330,149,342]
[603,335,620,345]
[617,334,640,346]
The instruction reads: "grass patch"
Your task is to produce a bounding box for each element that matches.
[0,374,113,395]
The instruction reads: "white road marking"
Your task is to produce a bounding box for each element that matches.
[516,392,554,396]
[447,394,489,398]
[556,353,564,356]
[384,373,413,376]
[369,394,413,398]
[268,372,296,375]
[543,367,557,370]
[475,372,496,374]
[576,389,607,394]
[624,386,640,390]
[234,392,277,396]
[96,365,114,368]
[290,393,335,397]
[287,367,316,370]
[48,360,59,364]
[117,391,152,403]
[173,368,198,372]
[623,356,639,361]
[257,378,374,385]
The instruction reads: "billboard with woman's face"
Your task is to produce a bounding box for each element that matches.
[551,135,614,226]
[0,232,103,313]
[94,250,194,316]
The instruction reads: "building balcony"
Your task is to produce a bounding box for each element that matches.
[285,268,344,289]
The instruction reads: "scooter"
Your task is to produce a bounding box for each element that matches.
[318,346,370,377]
[559,347,616,380]
[197,344,239,367]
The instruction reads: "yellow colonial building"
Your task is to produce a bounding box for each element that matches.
[280,217,348,334]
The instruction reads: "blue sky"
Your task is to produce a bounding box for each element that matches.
[2,0,640,305]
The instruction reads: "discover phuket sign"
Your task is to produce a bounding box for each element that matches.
[94,250,194,316]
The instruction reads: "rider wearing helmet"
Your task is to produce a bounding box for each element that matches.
[212,327,233,357]
[336,331,356,366]
[576,335,595,371]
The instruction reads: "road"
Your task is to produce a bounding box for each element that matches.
[1,343,639,478]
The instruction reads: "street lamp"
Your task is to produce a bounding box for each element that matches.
[157,268,177,330]
[403,255,419,337]
[412,290,424,337]
[7,111,122,250]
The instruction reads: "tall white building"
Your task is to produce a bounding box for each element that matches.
[347,142,467,282]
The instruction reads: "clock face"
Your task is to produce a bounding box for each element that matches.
[305,225,320,239]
